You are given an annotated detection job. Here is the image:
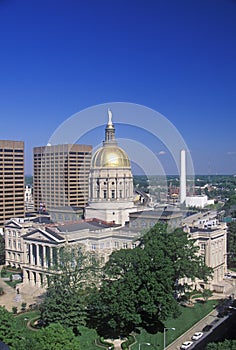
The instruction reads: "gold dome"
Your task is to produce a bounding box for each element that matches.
[92,145,130,168]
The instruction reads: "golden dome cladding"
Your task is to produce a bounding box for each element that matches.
[92,145,130,168]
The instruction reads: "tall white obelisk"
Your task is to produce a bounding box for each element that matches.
[180,149,186,204]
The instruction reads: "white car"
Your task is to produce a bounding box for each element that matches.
[224,273,232,278]
[192,331,204,340]
[180,341,194,349]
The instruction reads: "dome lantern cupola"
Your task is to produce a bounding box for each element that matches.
[91,109,130,168]
[104,108,116,144]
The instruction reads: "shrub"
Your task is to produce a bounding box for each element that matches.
[97,336,114,349]
[1,267,6,277]
[121,335,135,349]
[21,302,27,311]
[12,306,18,314]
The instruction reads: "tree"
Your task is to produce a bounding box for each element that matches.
[202,289,212,303]
[227,222,236,268]
[40,245,100,333]
[88,247,175,337]
[0,234,5,265]
[207,339,236,349]
[34,323,80,350]
[223,194,236,215]
[88,223,212,337]
[16,323,81,350]
[0,306,22,349]
[139,224,212,290]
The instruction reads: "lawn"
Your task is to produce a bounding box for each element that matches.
[78,326,105,350]
[130,299,217,349]
[15,311,103,349]
[15,310,41,337]
[1,267,23,288]
[13,300,216,350]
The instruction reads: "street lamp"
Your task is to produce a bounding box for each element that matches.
[163,327,175,350]
[138,342,151,350]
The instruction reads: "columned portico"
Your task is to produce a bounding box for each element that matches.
[20,226,65,288]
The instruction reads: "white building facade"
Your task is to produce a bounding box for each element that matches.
[4,218,139,288]
[183,214,228,292]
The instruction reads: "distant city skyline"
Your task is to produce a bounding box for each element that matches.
[0,0,235,175]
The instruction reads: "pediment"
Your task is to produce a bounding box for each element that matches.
[23,228,65,244]
[5,219,22,229]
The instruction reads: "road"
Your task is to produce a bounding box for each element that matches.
[193,310,236,349]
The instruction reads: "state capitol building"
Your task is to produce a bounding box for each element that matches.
[4,110,228,294]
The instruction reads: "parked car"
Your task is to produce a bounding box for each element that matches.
[192,331,204,340]
[202,324,213,332]
[180,341,194,349]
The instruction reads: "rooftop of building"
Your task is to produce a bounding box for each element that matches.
[129,209,183,219]
[190,226,220,233]
[57,219,116,233]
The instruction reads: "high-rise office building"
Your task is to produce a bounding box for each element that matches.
[0,140,25,228]
[33,144,92,221]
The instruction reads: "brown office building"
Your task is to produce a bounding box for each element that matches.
[0,140,25,228]
[33,144,92,222]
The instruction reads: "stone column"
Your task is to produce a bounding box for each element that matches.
[23,269,28,284]
[36,244,39,266]
[35,272,41,287]
[30,244,34,266]
[115,176,118,199]
[50,247,53,267]
[23,243,28,265]
[123,176,126,199]
[43,245,47,268]
[29,270,34,286]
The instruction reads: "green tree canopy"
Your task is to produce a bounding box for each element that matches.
[33,323,80,350]
[227,222,236,268]
[139,224,212,284]
[0,306,23,349]
[40,245,100,333]
[88,223,212,337]
[206,339,236,349]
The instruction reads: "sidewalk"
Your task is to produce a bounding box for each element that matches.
[0,266,44,312]
[166,285,236,350]
[166,307,219,350]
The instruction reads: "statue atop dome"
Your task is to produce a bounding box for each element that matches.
[108,108,113,125]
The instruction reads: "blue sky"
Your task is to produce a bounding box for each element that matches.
[0,0,236,175]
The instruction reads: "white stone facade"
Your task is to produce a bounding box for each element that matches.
[183,213,227,292]
[4,218,139,288]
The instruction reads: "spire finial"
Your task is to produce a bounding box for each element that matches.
[108,108,113,125]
